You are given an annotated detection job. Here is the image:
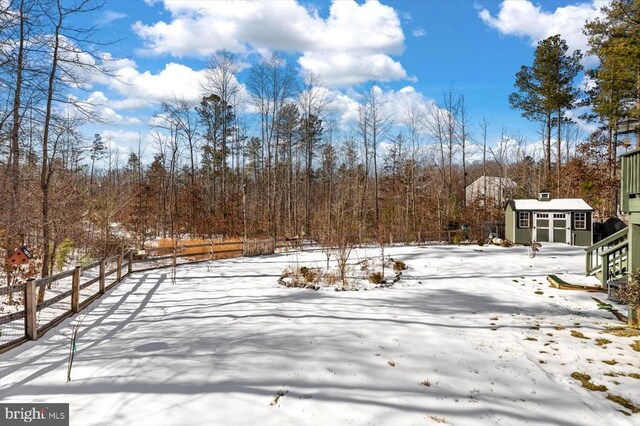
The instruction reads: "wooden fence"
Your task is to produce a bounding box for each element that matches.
[244,238,276,257]
[0,239,274,354]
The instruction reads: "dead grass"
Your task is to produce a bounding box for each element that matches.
[387,360,396,367]
[631,340,640,352]
[570,372,607,392]
[571,330,590,340]
[428,416,448,424]
[628,373,640,380]
[602,359,618,365]
[420,380,432,387]
[554,325,565,331]
[595,338,612,347]
[604,327,640,338]
[606,394,640,414]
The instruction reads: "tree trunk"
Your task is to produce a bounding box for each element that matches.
[40,5,63,280]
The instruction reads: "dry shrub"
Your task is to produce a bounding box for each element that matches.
[299,266,318,283]
[369,271,384,284]
[324,272,339,285]
[393,260,407,272]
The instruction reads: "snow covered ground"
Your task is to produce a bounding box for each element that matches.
[1,243,639,425]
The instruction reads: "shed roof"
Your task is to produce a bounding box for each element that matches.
[466,176,517,190]
[509,198,593,211]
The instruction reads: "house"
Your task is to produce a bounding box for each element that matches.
[505,192,594,246]
[466,176,517,206]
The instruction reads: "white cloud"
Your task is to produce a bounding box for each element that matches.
[299,52,409,86]
[101,10,127,24]
[134,0,409,85]
[84,91,141,125]
[412,28,426,37]
[108,62,206,109]
[478,0,605,56]
[317,84,438,131]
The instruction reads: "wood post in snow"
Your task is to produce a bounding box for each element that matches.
[25,278,37,340]
[71,266,80,313]
[117,254,123,282]
[99,259,105,294]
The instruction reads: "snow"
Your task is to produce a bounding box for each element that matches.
[1,243,639,425]
[511,198,593,211]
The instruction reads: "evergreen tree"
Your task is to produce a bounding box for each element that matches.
[585,0,640,146]
[509,35,582,178]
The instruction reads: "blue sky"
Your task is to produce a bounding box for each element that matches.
[79,0,606,159]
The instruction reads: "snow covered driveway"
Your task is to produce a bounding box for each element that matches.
[1,244,639,425]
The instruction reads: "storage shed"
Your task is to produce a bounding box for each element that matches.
[505,192,594,246]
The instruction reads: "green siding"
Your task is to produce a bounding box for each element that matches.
[514,227,530,244]
[621,149,640,214]
[571,230,592,246]
[505,205,514,241]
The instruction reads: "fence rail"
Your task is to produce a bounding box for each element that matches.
[0,239,269,353]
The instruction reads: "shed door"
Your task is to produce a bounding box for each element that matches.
[534,213,550,242]
[552,213,570,244]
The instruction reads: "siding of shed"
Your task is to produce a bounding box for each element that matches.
[505,204,514,242]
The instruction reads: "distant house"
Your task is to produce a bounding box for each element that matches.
[465,176,517,206]
[505,192,594,246]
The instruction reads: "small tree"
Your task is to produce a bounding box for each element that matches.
[618,270,640,327]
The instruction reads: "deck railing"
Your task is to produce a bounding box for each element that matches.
[585,227,628,276]
[598,240,629,286]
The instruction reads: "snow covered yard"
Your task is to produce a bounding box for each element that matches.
[1,244,639,425]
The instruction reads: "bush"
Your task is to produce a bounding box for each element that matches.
[618,270,640,307]
[452,234,463,245]
[299,266,317,283]
[393,260,406,272]
[369,271,385,284]
[54,239,74,272]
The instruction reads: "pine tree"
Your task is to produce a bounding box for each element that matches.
[585,0,640,146]
[509,35,582,179]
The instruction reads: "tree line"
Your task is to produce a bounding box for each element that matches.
[0,0,638,279]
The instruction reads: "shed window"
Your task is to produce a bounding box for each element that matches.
[537,213,549,218]
[574,212,587,230]
[518,212,530,228]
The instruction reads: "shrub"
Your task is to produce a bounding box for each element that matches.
[54,239,74,272]
[452,234,463,245]
[618,270,640,307]
[299,266,317,283]
[369,271,385,284]
[393,260,406,272]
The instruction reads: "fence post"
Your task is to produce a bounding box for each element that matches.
[99,258,105,294]
[25,279,37,340]
[71,266,81,313]
[211,241,215,261]
[128,250,133,276]
[117,254,123,282]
